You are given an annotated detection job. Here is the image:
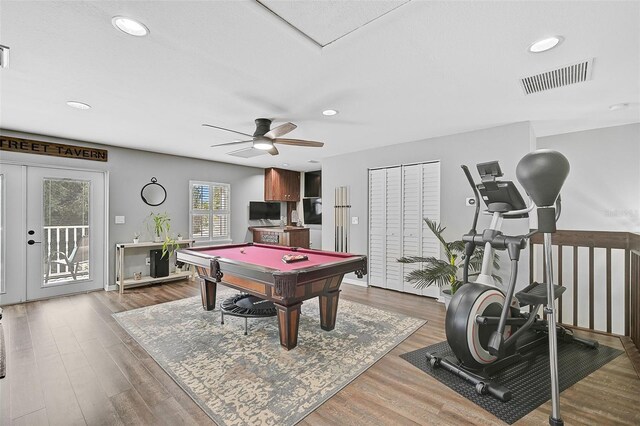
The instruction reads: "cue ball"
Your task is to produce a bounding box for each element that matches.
[240,249,245,254]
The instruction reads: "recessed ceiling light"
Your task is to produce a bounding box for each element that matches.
[528,36,563,53]
[322,109,338,116]
[66,101,91,110]
[609,103,629,111]
[282,163,290,167]
[112,16,149,37]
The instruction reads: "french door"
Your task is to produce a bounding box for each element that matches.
[0,164,106,305]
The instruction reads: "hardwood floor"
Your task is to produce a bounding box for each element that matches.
[1,280,639,425]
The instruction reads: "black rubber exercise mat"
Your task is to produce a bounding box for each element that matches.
[400,340,622,424]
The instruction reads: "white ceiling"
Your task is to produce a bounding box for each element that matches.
[0,1,638,171]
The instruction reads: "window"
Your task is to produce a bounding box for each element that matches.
[189,181,231,241]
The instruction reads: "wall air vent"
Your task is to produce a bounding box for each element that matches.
[520,58,594,95]
[0,45,9,68]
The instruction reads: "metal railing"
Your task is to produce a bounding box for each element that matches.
[44,225,89,279]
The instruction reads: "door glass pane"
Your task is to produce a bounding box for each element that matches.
[43,178,90,285]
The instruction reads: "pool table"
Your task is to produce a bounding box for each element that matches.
[177,243,367,350]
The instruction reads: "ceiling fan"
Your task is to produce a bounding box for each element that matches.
[203,118,324,156]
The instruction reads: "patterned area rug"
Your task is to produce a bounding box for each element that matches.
[114,289,425,425]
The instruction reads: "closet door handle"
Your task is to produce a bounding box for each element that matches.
[28,240,42,245]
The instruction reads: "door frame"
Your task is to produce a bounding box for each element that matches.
[0,160,110,301]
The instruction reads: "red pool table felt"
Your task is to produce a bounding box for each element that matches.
[197,244,356,272]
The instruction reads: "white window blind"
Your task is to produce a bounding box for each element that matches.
[189,181,231,241]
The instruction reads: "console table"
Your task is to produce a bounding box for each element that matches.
[115,240,195,294]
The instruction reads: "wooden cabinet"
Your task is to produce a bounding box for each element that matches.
[264,168,300,201]
[250,226,310,248]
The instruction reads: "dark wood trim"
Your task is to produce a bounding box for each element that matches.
[606,247,612,333]
[626,248,631,337]
[573,245,578,327]
[530,230,630,249]
[589,246,594,330]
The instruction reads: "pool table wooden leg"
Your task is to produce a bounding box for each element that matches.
[319,290,341,331]
[274,302,301,350]
[198,277,217,311]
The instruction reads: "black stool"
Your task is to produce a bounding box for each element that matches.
[220,294,277,335]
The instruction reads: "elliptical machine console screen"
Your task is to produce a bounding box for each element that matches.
[476,160,528,216]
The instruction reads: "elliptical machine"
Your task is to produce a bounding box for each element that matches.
[426,150,597,426]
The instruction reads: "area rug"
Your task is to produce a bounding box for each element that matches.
[401,340,623,424]
[114,289,425,425]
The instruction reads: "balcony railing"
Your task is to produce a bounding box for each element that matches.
[44,225,89,281]
[530,230,640,352]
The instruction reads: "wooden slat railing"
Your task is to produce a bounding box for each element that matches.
[530,230,640,352]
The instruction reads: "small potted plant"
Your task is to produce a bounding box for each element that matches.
[398,218,501,309]
[177,233,183,241]
[133,233,140,244]
[148,212,171,242]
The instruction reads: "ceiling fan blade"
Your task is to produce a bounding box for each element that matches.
[267,145,279,156]
[210,139,254,147]
[264,122,297,139]
[202,124,254,138]
[226,147,268,158]
[273,138,324,147]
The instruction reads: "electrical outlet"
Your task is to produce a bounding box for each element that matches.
[465,197,477,207]
[145,257,150,265]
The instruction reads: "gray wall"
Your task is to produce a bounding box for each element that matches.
[538,123,640,232]
[536,124,639,334]
[321,122,535,288]
[0,129,265,286]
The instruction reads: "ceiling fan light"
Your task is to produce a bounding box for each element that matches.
[253,140,274,150]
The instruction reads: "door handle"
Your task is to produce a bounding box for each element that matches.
[27,240,41,245]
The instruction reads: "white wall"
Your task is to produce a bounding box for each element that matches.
[0,129,265,286]
[321,122,535,290]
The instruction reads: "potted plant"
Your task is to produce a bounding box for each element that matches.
[177,233,183,241]
[147,212,179,277]
[148,212,171,242]
[133,233,140,244]
[397,218,501,308]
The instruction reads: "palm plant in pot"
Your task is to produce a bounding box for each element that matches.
[397,218,501,308]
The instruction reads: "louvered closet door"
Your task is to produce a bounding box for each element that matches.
[385,167,403,291]
[402,164,423,295]
[421,162,441,298]
[368,169,386,287]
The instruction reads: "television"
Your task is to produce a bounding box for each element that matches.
[303,198,322,225]
[304,170,321,197]
[249,201,280,220]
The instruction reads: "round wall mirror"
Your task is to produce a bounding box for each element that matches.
[141,177,167,206]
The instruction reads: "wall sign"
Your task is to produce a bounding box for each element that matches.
[0,136,108,162]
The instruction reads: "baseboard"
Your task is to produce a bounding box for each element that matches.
[343,278,367,287]
[106,285,118,292]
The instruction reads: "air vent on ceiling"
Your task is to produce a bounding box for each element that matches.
[0,45,9,69]
[520,58,594,95]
